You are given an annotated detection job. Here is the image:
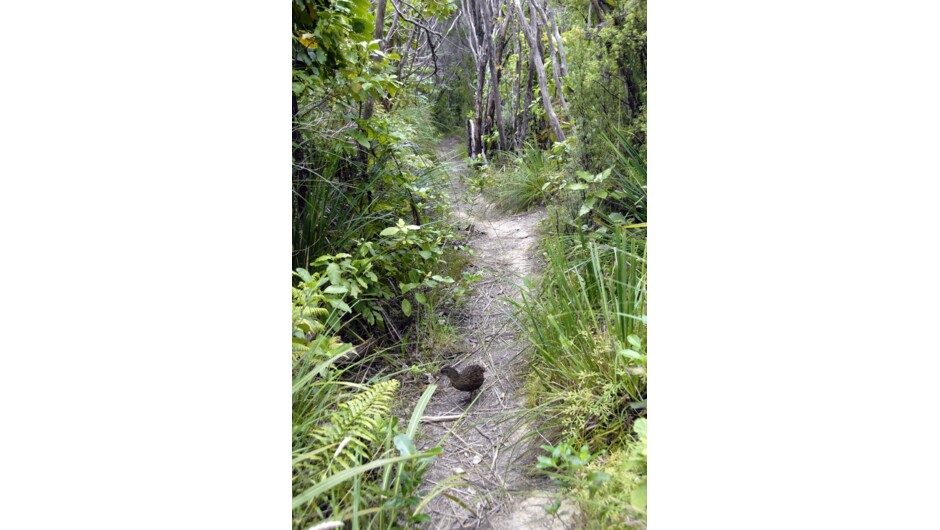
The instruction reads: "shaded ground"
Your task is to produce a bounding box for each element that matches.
[412,137,580,529]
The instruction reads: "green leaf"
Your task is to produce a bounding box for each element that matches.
[393,434,418,456]
[588,471,612,487]
[619,348,643,360]
[323,285,348,294]
[406,385,437,438]
[577,196,597,217]
[630,480,647,511]
[418,250,432,260]
[380,227,400,237]
[292,450,441,509]
[326,263,341,284]
[567,182,588,191]
[401,298,412,317]
[414,292,427,305]
[627,334,642,348]
[295,268,312,282]
[328,299,352,313]
[633,418,647,438]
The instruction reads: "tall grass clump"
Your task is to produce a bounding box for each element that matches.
[292,146,387,271]
[516,227,647,528]
[517,228,646,444]
[514,126,648,526]
[492,143,554,213]
[602,128,647,223]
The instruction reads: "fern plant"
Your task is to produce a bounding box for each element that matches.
[292,267,455,528]
[308,379,400,478]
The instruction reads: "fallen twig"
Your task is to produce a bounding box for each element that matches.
[421,414,463,423]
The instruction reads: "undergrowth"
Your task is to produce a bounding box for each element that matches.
[292,99,472,528]
[291,320,448,528]
[513,123,648,527]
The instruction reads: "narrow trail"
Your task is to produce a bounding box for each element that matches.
[415,137,579,529]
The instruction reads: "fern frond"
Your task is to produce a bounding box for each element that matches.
[309,379,399,478]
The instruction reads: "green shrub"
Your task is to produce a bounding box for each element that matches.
[534,419,647,529]
[569,419,647,529]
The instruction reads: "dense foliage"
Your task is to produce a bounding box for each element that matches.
[291,0,470,526]
[292,0,646,525]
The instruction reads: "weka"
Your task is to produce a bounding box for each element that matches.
[440,364,486,399]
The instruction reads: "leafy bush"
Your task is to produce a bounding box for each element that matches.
[292,216,457,342]
[534,419,647,529]
[568,418,647,529]
[561,0,647,170]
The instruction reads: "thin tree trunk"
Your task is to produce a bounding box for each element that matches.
[362,0,388,122]
[462,0,489,158]
[511,32,521,141]
[472,59,487,157]
[357,0,389,169]
[516,51,534,148]
[486,1,511,152]
[513,0,566,143]
[531,0,567,114]
[550,9,568,78]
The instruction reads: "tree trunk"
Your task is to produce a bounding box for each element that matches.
[362,0,388,123]
[462,0,489,158]
[516,51,534,148]
[485,0,512,152]
[550,9,568,78]
[472,58,487,157]
[531,0,568,114]
[513,0,566,143]
[511,32,521,140]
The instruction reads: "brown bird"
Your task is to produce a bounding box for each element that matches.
[440,364,486,400]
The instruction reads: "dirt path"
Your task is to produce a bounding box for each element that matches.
[415,137,579,529]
